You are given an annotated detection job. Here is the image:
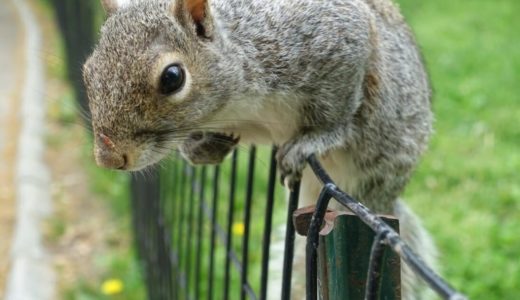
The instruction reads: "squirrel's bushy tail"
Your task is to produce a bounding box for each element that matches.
[394,199,438,300]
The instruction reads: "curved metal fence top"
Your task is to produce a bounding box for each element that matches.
[305,154,468,300]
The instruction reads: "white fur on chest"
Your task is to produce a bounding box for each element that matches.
[300,149,362,209]
[206,92,303,145]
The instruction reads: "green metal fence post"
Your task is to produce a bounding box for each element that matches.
[295,207,401,300]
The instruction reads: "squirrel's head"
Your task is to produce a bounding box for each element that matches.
[83,0,234,171]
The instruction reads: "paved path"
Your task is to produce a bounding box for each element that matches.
[2,0,55,299]
[0,0,23,295]
[0,0,22,163]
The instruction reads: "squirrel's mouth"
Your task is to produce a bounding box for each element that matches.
[123,131,240,171]
[189,131,240,144]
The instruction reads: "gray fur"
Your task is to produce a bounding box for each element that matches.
[83,0,436,298]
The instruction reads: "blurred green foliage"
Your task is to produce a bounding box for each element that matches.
[397,0,520,298]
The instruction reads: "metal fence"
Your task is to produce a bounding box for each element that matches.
[130,147,468,300]
[50,0,101,122]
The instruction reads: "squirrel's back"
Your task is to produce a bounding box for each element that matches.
[210,0,431,129]
[203,0,433,214]
[211,0,375,90]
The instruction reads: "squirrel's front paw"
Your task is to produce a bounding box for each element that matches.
[180,132,239,165]
[276,141,310,190]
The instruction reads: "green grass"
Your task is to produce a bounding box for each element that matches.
[397,0,520,298]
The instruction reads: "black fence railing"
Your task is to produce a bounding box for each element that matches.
[131,146,468,300]
[303,155,467,300]
[132,147,292,300]
[50,0,101,123]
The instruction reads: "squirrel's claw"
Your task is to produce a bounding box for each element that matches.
[280,172,301,191]
[276,141,308,190]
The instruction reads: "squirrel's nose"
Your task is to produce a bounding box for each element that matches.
[95,133,129,170]
[96,149,128,170]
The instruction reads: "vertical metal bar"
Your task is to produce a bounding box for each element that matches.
[143,177,157,300]
[176,160,187,248]
[317,213,400,299]
[147,174,159,299]
[186,167,198,297]
[281,180,301,300]
[145,183,155,300]
[317,236,330,300]
[156,166,175,300]
[162,159,176,228]
[208,166,221,300]
[195,166,207,300]
[365,232,388,300]
[170,154,180,300]
[158,201,174,299]
[177,161,189,297]
[224,150,239,300]
[241,147,256,300]
[260,147,278,300]
[306,186,333,300]
[162,170,176,300]
[158,170,168,299]
[131,174,156,300]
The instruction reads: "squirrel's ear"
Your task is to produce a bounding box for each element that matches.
[186,0,206,23]
[174,0,214,39]
[100,0,128,16]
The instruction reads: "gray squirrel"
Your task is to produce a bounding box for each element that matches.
[83,0,437,298]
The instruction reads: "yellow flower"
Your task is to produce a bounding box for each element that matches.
[101,278,124,295]
[232,222,245,236]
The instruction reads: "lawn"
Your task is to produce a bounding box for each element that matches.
[397,0,520,298]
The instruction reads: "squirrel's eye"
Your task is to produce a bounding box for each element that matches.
[159,64,185,95]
